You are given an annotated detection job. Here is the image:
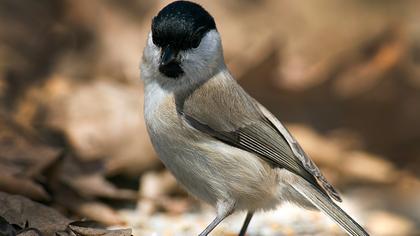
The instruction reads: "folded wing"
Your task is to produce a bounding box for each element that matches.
[177,73,340,201]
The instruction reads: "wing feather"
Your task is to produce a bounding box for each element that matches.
[178,73,340,201]
[256,102,342,202]
[182,112,326,196]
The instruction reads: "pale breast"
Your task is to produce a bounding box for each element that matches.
[143,81,283,211]
[144,82,179,133]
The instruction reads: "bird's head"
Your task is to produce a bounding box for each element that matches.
[142,1,225,85]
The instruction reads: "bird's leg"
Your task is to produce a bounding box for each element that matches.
[198,214,228,236]
[199,200,235,236]
[238,211,254,236]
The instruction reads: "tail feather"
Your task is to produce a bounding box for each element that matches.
[291,179,369,236]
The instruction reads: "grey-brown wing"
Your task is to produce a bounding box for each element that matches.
[182,112,321,189]
[256,102,342,202]
[177,74,337,199]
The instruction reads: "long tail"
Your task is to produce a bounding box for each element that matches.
[291,178,369,236]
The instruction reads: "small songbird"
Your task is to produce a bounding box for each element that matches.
[140,1,369,235]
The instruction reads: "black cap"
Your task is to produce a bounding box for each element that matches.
[152,1,216,51]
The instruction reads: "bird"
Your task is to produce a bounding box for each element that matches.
[140,1,369,236]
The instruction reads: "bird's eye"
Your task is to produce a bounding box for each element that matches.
[191,38,201,48]
[191,26,206,49]
[152,36,162,48]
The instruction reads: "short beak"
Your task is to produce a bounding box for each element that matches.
[160,47,178,67]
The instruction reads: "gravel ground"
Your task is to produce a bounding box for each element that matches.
[118,198,365,236]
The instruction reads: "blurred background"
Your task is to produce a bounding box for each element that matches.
[0,0,419,235]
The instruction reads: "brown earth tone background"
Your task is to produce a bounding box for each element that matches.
[0,0,419,235]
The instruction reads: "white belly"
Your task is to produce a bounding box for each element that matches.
[143,82,307,211]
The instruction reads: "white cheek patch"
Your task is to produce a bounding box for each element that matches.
[181,30,224,80]
[140,33,162,81]
[147,33,161,65]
